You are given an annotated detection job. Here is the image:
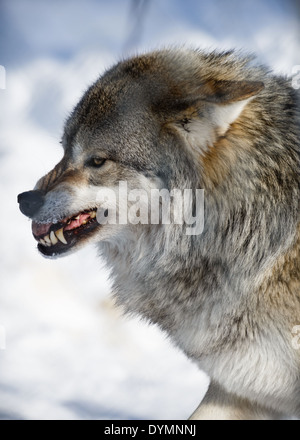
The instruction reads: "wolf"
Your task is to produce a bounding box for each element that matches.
[18,48,300,419]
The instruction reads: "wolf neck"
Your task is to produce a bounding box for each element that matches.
[98,196,298,338]
[99,221,254,326]
[98,222,298,369]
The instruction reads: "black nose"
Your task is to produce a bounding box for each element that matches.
[17,190,45,218]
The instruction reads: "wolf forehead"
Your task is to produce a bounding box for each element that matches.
[62,48,265,148]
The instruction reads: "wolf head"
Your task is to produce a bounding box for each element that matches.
[18,48,298,266]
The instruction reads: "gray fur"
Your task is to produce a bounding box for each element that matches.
[20,48,300,419]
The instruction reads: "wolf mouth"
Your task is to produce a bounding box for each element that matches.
[32,209,99,256]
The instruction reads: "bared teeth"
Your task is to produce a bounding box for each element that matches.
[38,228,67,247]
[37,209,97,247]
[55,227,67,244]
[50,230,58,245]
[44,235,51,246]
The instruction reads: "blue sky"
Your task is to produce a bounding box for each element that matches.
[1,0,299,68]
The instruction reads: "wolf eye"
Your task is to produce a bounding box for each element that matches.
[87,157,106,168]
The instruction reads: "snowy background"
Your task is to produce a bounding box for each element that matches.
[0,0,299,420]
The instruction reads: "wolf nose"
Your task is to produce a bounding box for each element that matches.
[17,190,45,218]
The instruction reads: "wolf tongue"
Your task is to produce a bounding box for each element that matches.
[64,213,91,231]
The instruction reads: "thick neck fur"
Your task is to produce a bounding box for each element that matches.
[98,83,299,353]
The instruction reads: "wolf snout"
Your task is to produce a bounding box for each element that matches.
[17,190,45,218]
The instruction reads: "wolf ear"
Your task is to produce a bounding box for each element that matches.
[203,79,264,104]
[203,79,264,134]
[172,80,264,151]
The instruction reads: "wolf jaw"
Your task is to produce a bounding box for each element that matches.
[32,208,99,257]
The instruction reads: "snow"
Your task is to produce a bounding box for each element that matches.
[0,0,299,420]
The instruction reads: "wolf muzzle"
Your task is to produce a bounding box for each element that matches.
[18,190,45,218]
